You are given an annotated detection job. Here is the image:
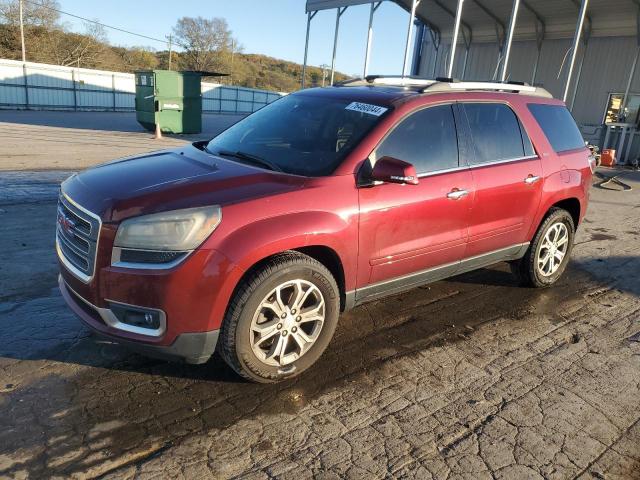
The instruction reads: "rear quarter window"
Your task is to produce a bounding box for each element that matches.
[528,104,585,153]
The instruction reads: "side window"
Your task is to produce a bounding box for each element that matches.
[373,104,459,174]
[463,103,526,164]
[528,104,585,153]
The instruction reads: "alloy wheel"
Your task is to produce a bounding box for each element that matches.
[537,222,569,277]
[249,279,325,367]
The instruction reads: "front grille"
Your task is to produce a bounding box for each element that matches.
[56,195,100,281]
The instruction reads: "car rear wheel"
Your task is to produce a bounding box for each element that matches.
[510,208,575,288]
[219,252,340,383]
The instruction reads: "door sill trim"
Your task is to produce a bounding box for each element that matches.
[353,242,529,306]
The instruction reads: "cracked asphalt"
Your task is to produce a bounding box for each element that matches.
[1,115,639,479]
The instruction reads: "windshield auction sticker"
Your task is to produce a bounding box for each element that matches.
[345,102,388,116]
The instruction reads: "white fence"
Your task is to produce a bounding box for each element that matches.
[0,59,284,114]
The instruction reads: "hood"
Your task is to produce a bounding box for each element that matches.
[62,144,307,222]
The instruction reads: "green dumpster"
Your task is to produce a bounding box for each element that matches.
[135,70,202,134]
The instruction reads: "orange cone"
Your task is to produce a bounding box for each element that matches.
[154,122,162,139]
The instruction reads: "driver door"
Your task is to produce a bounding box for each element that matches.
[356,103,473,302]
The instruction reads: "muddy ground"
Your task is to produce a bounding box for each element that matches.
[0,115,639,479]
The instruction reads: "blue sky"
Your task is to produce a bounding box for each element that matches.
[59,0,414,77]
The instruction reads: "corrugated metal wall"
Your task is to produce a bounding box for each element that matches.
[416,34,640,127]
[0,59,284,114]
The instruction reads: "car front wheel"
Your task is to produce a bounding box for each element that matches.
[219,252,340,383]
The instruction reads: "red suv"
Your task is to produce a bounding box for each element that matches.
[58,77,594,382]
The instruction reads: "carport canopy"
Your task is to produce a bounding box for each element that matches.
[302,0,640,104]
[306,0,638,42]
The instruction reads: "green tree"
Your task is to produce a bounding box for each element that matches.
[172,16,235,73]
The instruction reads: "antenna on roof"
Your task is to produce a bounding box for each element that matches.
[435,77,458,83]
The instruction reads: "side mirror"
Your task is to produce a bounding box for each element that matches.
[371,156,419,185]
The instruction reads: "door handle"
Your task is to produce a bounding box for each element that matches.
[524,175,541,184]
[447,189,469,200]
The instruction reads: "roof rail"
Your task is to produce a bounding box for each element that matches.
[423,80,552,98]
[335,75,437,88]
[334,76,553,98]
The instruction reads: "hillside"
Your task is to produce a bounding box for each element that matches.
[0,23,348,92]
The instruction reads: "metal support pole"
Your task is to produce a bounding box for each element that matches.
[432,48,440,77]
[402,0,418,78]
[364,3,375,77]
[411,22,425,75]
[301,11,317,88]
[330,8,347,86]
[168,35,173,71]
[570,38,589,111]
[429,29,441,78]
[447,0,465,78]
[603,125,611,149]
[72,69,78,111]
[364,2,381,77]
[112,74,116,112]
[531,19,545,84]
[22,62,29,108]
[500,0,520,82]
[19,0,26,62]
[492,23,506,80]
[624,127,636,163]
[531,47,542,84]
[563,0,589,102]
[621,8,640,115]
[461,47,470,79]
[617,125,629,160]
[621,47,640,116]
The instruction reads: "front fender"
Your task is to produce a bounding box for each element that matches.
[218,211,355,275]
[204,210,358,329]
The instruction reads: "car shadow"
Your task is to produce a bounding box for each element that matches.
[444,265,517,287]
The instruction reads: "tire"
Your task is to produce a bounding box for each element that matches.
[219,252,340,383]
[510,207,575,288]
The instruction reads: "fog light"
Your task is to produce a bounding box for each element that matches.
[109,304,161,330]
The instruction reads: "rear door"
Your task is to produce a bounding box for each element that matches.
[461,102,543,258]
[356,103,473,301]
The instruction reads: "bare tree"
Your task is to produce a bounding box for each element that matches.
[36,21,109,68]
[172,16,235,72]
[0,0,60,28]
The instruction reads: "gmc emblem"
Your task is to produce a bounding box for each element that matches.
[58,212,76,233]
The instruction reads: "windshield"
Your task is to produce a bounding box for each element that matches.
[206,93,390,176]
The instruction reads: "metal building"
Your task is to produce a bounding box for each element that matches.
[303,0,640,164]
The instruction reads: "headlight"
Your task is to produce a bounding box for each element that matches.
[114,206,222,251]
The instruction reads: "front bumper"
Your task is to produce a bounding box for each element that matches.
[59,275,219,364]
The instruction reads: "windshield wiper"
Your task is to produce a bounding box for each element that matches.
[215,149,283,172]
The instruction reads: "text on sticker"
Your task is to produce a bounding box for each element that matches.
[345,102,388,116]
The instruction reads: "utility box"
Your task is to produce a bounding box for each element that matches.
[135,70,202,134]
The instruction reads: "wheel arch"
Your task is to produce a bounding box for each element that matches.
[551,197,581,228]
[225,246,348,319]
[528,195,584,241]
[294,246,346,310]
